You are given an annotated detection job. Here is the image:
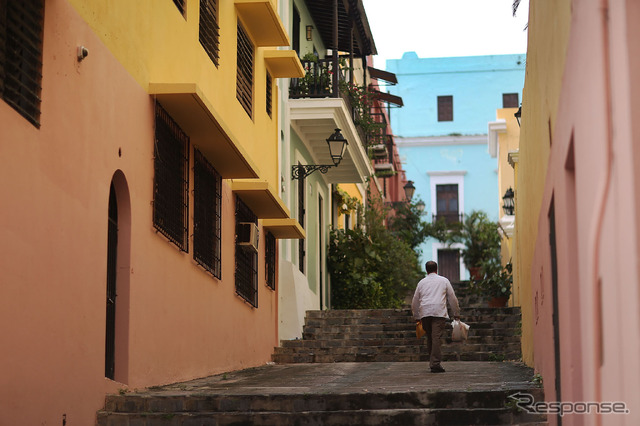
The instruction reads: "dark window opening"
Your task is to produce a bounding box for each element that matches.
[435,184,460,224]
[292,5,300,55]
[235,196,258,307]
[265,231,276,290]
[173,0,186,17]
[266,72,272,117]
[297,164,305,273]
[236,22,253,117]
[193,149,222,279]
[153,103,190,251]
[437,95,453,122]
[0,0,45,127]
[199,0,219,66]
[503,93,519,108]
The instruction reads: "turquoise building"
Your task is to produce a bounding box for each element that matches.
[386,53,525,280]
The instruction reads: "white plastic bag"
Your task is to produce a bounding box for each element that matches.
[451,319,470,342]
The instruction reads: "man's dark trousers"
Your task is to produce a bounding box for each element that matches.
[421,316,446,368]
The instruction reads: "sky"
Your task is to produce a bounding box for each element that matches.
[362,0,530,69]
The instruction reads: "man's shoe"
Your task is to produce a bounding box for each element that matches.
[430,366,446,373]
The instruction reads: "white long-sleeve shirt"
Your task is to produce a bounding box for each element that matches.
[411,272,460,320]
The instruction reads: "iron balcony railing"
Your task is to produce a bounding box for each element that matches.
[432,212,465,225]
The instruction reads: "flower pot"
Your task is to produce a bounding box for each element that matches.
[468,266,483,281]
[488,296,509,308]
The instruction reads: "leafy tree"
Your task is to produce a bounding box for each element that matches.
[328,190,423,309]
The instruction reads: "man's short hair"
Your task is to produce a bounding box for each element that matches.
[425,261,438,274]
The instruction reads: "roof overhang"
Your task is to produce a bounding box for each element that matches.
[368,66,397,84]
[149,83,259,179]
[264,50,305,78]
[230,179,291,219]
[262,218,305,239]
[235,0,290,47]
[370,90,403,107]
[289,98,374,184]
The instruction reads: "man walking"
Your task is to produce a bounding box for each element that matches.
[412,261,460,373]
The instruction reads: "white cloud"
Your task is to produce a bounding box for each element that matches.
[362,0,529,68]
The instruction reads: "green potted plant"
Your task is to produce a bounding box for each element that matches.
[457,211,501,280]
[475,260,513,307]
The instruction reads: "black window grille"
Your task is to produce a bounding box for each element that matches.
[193,149,222,278]
[199,0,219,66]
[265,231,276,290]
[437,95,453,122]
[0,0,45,128]
[173,0,186,17]
[297,164,305,273]
[503,93,519,108]
[235,196,258,307]
[266,72,272,118]
[153,103,190,251]
[236,22,253,117]
[435,184,460,224]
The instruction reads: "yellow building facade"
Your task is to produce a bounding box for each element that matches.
[516,0,571,367]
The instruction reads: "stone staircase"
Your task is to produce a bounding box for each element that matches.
[97,282,545,425]
[272,306,522,364]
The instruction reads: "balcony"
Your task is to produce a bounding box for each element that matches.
[433,212,464,225]
[289,59,374,183]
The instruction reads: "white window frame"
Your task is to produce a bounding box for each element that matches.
[428,171,466,219]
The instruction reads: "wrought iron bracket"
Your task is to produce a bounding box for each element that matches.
[291,164,334,180]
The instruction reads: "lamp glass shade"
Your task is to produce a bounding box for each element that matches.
[502,187,515,215]
[403,180,416,200]
[416,200,425,212]
[326,128,348,166]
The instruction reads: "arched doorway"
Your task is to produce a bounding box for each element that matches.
[105,171,131,383]
[105,183,118,379]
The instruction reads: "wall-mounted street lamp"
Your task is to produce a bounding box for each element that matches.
[514,105,522,127]
[416,200,425,213]
[403,180,416,201]
[502,187,515,215]
[306,25,313,41]
[292,128,348,180]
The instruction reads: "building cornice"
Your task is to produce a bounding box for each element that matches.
[395,134,487,147]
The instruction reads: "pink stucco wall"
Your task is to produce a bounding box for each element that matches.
[0,1,278,424]
[530,1,640,425]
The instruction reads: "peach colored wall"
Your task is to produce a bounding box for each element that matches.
[0,2,277,425]
[528,1,640,425]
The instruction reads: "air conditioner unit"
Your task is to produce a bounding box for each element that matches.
[237,222,259,252]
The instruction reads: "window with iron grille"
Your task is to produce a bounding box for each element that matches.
[266,72,272,118]
[199,0,219,66]
[436,184,460,224]
[173,0,186,17]
[265,231,276,290]
[153,103,190,251]
[235,196,258,307]
[193,149,222,278]
[502,93,519,108]
[0,0,45,128]
[236,22,253,118]
[297,164,305,273]
[437,95,453,122]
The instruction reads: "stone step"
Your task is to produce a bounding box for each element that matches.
[303,314,521,327]
[307,307,521,317]
[303,327,521,340]
[272,351,522,363]
[98,388,545,425]
[275,336,520,353]
[274,342,521,356]
[97,407,546,425]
